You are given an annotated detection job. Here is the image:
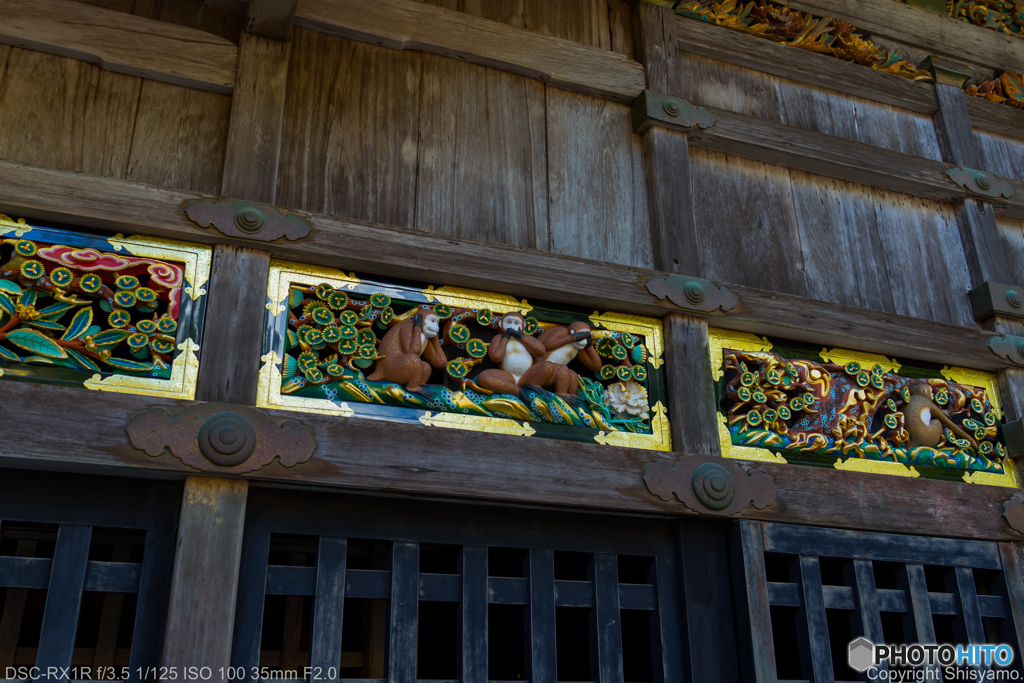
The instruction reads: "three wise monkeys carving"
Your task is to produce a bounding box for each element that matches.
[368,308,602,398]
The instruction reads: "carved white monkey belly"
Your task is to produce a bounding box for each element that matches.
[502,338,534,382]
[545,344,580,366]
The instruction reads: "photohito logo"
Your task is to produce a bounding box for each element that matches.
[848,638,1016,673]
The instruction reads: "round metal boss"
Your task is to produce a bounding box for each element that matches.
[198,411,257,467]
[662,99,682,118]
[1007,289,1023,310]
[975,172,992,191]
[683,281,706,306]
[691,462,735,511]
[235,207,266,233]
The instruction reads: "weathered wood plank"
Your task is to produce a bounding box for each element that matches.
[195,246,272,405]
[161,477,248,681]
[976,130,1024,184]
[967,97,1024,143]
[126,81,232,194]
[607,0,634,60]
[221,33,291,203]
[691,149,806,296]
[786,0,1024,74]
[0,0,237,93]
[676,52,782,121]
[293,0,643,102]
[546,88,653,268]
[0,158,1015,371]
[246,0,298,41]
[0,379,1022,542]
[662,315,720,456]
[676,15,938,115]
[524,0,611,50]
[415,55,547,249]
[276,29,421,227]
[156,0,244,45]
[0,48,140,179]
[462,0,525,27]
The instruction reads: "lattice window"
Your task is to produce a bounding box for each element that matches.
[231,490,686,683]
[0,471,179,680]
[733,520,1024,682]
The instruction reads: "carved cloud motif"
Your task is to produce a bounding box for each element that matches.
[643,455,777,516]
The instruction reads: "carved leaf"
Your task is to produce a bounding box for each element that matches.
[0,292,14,316]
[0,345,19,362]
[65,349,100,372]
[62,308,93,341]
[6,328,67,359]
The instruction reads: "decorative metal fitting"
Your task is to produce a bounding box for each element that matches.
[1004,420,1024,460]
[645,274,737,313]
[968,281,1024,321]
[947,167,1013,200]
[989,335,1024,366]
[127,403,317,473]
[185,198,313,242]
[1004,497,1024,534]
[920,55,971,87]
[632,90,715,135]
[643,454,777,516]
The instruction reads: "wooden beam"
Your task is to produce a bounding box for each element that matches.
[675,15,939,115]
[291,0,646,103]
[0,158,1015,372]
[662,315,720,456]
[966,96,1024,142]
[687,106,1024,222]
[161,477,248,681]
[246,0,299,41]
[0,0,237,94]
[786,0,1024,74]
[0,380,1020,543]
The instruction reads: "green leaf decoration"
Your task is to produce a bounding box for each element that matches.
[289,289,304,309]
[103,357,153,372]
[62,308,93,341]
[0,292,15,316]
[6,328,67,359]
[282,355,298,379]
[92,329,129,349]
[0,280,22,297]
[65,349,100,372]
[18,289,37,308]
[37,302,75,318]
[0,345,19,362]
[99,299,112,313]
[131,346,152,360]
[27,320,66,332]
[84,325,101,338]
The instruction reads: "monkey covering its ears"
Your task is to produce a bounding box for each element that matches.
[367,306,447,392]
[517,322,603,398]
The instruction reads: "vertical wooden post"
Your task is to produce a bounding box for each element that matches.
[633,2,701,276]
[932,83,1012,288]
[662,314,721,456]
[161,477,249,682]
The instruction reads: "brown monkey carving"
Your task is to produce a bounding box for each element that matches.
[366,305,447,392]
[900,383,978,450]
[475,312,546,397]
[518,322,602,398]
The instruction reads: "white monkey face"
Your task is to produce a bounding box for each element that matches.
[422,314,440,338]
[502,315,522,333]
[573,338,588,350]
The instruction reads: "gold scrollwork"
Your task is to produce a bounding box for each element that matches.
[707,328,772,381]
[941,365,1003,420]
[717,412,786,463]
[257,351,355,417]
[834,457,919,478]
[423,286,531,316]
[267,261,360,319]
[0,214,31,237]
[109,234,212,302]
[963,468,1021,488]
[590,311,665,369]
[820,348,901,375]
[594,401,671,451]
[85,339,201,400]
[419,411,536,436]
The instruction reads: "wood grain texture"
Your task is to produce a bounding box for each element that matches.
[161,476,248,682]
[934,83,983,169]
[676,15,939,115]
[996,216,1024,281]
[524,0,611,50]
[293,0,644,102]
[691,149,806,296]
[607,0,634,60]
[221,32,291,203]
[126,80,232,194]
[967,96,1024,142]
[462,0,524,27]
[634,3,682,96]
[0,158,1014,371]
[0,47,140,178]
[0,379,1021,542]
[415,55,547,249]
[195,245,271,405]
[0,0,237,93]
[663,314,720,456]
[546,88,653,269]
[676,52,782,121]
[976,130,1024,183]
[153,0,244,45]
[786,0,1024,74]
[276,29,421,227]
[245,0,298,41]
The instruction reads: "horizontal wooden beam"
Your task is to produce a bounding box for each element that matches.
[786,0,1024,75]
[687,106,1024,222]
[0,380,1018,542]
[0,158,1012,372]
[292,0,646,103]
[966,95,1024,142]
[675,16,939,115]
[0,0,237,94]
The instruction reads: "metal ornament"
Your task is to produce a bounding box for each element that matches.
[989,335,1024,366]
[643,455,777,516]
[968,281,1024,321]
[127,403,317,473]
[631,90,715,135]
[645,275,737,313]
[184,198,313,242]
[947,167,1013,200]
